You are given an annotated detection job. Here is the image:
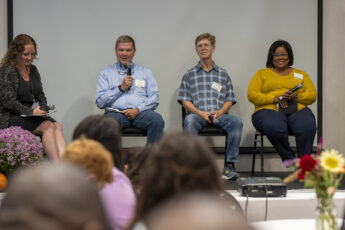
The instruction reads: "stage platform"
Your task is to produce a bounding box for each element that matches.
[251,218,343,230]
[223,172,345,222]
[229,189,345,222]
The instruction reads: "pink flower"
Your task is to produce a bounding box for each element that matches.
[0,126,43,174]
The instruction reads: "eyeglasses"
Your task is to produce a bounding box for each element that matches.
[196,43,211,49]
[272,53,288,58]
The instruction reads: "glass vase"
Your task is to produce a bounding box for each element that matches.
[316,197,338,230]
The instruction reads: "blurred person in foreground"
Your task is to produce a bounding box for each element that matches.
[248,40,317,165]
[144,192,252,230]
[122,145,153,195]
[0,34,66,161]
[62,137,114,189]
[72,115,136,230]
[128,131,241,229]
[0,163,109,230]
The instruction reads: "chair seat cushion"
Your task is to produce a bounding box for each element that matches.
[121,127,147,136]
[199,124,227,136]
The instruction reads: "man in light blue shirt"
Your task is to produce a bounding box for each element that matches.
[96,35,164,143]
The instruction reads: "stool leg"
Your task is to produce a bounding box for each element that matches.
[224,135,228,167]
[252,133,258,175]
[260,134,264,174]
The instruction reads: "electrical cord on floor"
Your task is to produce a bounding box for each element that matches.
[245,192,249,218]
[265,186,268,221]
[244,187,269,221]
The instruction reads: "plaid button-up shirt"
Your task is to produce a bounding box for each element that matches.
[178,62,237,113]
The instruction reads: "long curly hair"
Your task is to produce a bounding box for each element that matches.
[131,131,224,227]
[0,34,37,68]
[62,137,114,186]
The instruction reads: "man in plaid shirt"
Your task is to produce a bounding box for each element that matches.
[178,33,243,180]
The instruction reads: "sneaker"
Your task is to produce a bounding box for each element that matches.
[222,165,239,180]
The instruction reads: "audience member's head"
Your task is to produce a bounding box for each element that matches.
[131,131,224,225]
[62,137,114,188]
[0,163,109,230]
[145,192,252,230]
[72,114,123,171]
[123,145,154,195]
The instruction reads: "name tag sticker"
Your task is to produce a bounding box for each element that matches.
[294,72,303,80]
[135,80,146,87]
[211,82,222,92]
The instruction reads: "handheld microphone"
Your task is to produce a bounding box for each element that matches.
[127,62,132,90]
[42,105,55,112]
[208,115,219,125]
[47,105,55,111]
[127,62,132,76]
[289,83,303,93]
[213,118,219,125]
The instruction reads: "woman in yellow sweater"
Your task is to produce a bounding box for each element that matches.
[247,40,317,164]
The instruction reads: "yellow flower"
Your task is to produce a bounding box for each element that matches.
[320,149,345,173]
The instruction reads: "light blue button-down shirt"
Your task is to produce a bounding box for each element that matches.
[96,62,159,112]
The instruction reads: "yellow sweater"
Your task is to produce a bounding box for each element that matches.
[247,68,317,113]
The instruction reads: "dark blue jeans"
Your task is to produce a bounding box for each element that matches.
[252,108,316,161]
[184,113,243,163]
[106,110,164,143]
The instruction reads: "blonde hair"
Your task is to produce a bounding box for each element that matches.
[62,137,114,185]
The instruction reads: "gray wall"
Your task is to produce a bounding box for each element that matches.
[9,0,318,146]
[0,0,6,58]
[323,0,345,152]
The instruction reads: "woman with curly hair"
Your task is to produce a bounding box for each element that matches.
[0,34,66,161]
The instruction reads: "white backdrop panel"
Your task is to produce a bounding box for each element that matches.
[13,0,318,145]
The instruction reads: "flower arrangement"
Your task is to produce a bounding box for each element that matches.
[284,138,345,230]
[0,126,44,175]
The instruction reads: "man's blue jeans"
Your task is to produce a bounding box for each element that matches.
[106,110,164,143]
[184,113,243,163]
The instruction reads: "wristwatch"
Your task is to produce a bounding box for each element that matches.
[118,85,125,93]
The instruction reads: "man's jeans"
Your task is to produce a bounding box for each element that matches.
[106,110,164,143]
[184,113,243,163]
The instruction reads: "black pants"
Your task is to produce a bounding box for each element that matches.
[252,108,316,161]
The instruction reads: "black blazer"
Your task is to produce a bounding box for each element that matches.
[0,63,47,129]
